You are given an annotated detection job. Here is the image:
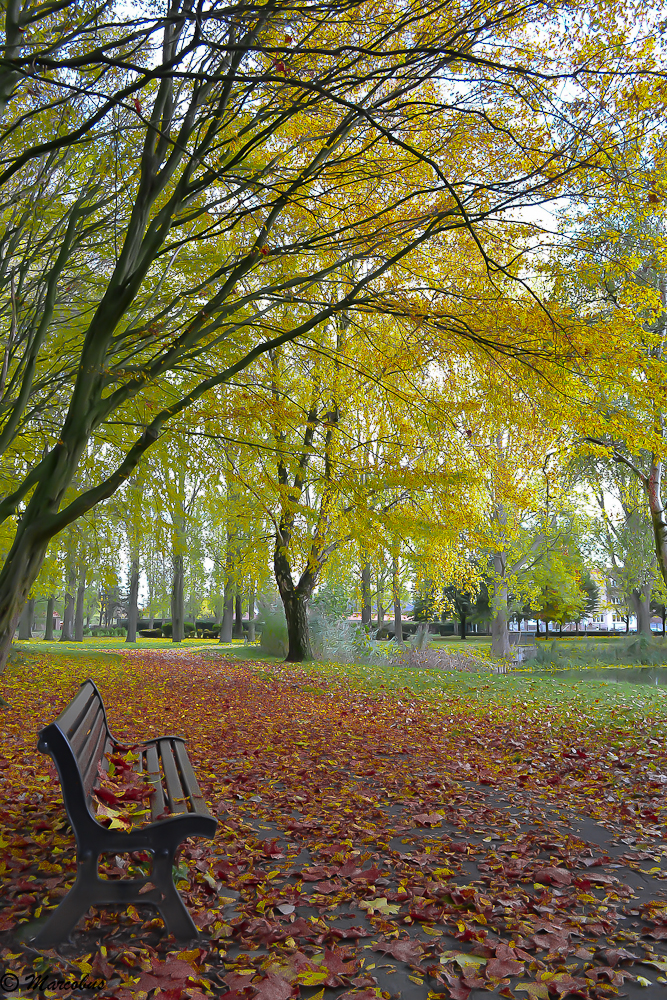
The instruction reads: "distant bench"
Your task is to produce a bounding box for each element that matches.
[33,678,216,946]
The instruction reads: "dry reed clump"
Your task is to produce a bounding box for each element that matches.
[392,647,492,672]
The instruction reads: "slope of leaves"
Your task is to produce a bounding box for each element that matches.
[2,650,667,999]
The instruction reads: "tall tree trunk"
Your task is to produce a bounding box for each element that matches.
[631,583,652,635]
[126,551,140,643]
[247,582,255,641]
[233,589,243,638]
[44,596,55,641]
[392,553,403,647]
[60,555,76,642]
[219,581,234,642]
[281,590,313,661]
[361,555,371,628]
[459,613,467,640]
[74,566,86,641]
[646,459,667,593]
[376,570,384,624]
[219,519,237,643]
[490,562,511,658]
[171,553,184,642]
[274,536,316,662]
[545,619,550,638]
[18,597,34,640]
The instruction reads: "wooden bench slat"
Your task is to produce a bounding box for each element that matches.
[159,740,189,814]
[173,740,210,816]
[69,701,103,760]
[145,744,166,821]
[56,683,97,738]
[80,716,110,799]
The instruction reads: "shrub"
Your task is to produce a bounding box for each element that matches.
[161,622,196,638]
[310,612,392,666]
[256,601,288,657]
[139,628,163,638]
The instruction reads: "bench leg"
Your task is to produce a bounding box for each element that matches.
[32,848,200,947]
[33,866,99,947]
[152,848,199,941]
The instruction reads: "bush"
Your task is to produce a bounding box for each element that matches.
[161,622,196,638]
[257,601,288,658]
[139,628,163,638]
[526,636,667,669]
[310,612,392,666]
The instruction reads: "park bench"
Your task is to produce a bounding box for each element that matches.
[33,678,217,946]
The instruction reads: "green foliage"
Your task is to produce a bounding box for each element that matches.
[310,583,352,618]
[528,636,667,668]
[257,602,288,658]
[160,622,196,638]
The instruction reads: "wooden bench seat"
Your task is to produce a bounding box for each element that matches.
[33,678,217,946]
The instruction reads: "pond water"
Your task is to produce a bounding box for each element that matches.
[533,666,667,686]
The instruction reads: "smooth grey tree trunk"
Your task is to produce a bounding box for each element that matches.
[631,583,652,635]
[392,554,403,646]
[220,585,234,643]
[74,568,86,641]
[233,590,243,638]
[44,596,55,640]
[247,582,255,641]
[361,556,372,627]
[490,566,511,659]
[18,598,34,639]
[126,552,140,642]
[60,582,75,641]
[171,553,184,642]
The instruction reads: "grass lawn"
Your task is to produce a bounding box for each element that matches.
[2,646,667,998]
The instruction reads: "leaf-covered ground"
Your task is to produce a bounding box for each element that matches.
[2,650,667,999]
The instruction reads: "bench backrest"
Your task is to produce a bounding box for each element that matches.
[38,679,113,826]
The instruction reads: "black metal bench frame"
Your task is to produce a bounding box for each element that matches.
[34,678,217,947]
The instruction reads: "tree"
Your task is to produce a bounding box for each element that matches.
[0,0,655,665]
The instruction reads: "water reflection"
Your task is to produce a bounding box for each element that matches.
[534,666,667,686]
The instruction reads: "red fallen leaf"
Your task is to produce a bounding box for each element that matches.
[321,948,358,976]
[372,936,424,964]
[439,969,472,999]
[224,972,257,992]
[252,972,294,1000]
[133,97,142,113]
[534,867,572,886]
[337,858,363,877]
[413,811,443,826]
[329,925,371,940]
[485,957,524,978]
[585,965,636,985]
[351,865,385,883]
[137,957,203,992]
[302,865,335,880]
[119,783,155,801]
[584,873,617,885]
[338,991,386,1000]
[314,880,341,894]
[350,974,378,987]
[595,947,641,965]
[96,786,119,805]
[543,973,590,997]
[646,926,667,939]
[448,842,468,853]
[262,839,285,858]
